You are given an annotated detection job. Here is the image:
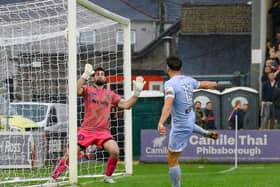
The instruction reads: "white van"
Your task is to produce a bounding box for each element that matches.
[9,102,68,132]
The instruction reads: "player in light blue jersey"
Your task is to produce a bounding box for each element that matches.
[158,56,218,187]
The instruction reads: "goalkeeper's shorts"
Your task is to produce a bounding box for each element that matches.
[78,128,113,149]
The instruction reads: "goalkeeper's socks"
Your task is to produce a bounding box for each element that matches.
[169,165,181,187]
[105,156,118,176]
[193,124,208,136]
[51,157,69,180]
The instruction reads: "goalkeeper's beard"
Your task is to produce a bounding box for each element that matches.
[95,80,106,86]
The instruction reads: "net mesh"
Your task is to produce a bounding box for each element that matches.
[0,0,127,186]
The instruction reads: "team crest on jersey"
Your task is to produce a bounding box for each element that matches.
[78,134,85,140]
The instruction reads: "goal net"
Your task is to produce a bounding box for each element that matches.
[0,0,132,186]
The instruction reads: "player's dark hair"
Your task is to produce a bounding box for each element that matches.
[166,56,182,71]
[93,67,106,76]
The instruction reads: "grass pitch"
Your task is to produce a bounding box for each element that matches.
[2,162,280,187]
[77,162,280,187]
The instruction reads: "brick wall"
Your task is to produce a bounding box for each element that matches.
[181,4,251,33]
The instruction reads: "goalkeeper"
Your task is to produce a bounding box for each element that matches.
[48,64,145,184]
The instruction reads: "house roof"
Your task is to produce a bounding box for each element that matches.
[1,0,250,23]
[90,0,159,21]
[0,0,159,21]
[91,0,250,23]
[0,0,29,4]
[133,20,181,59]
[181,0,250,4]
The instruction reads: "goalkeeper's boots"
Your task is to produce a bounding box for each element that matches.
[207,131,218,140]
[104,175,116,183]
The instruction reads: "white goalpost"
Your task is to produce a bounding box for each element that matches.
[0,0,132,186]
[68,0,78,184]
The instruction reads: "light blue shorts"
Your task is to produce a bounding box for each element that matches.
[168,113,194,152]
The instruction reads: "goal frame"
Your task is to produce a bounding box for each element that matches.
[69,0,132,184]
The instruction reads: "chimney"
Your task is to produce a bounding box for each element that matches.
[162,36,173,57]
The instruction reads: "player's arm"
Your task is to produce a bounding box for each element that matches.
[198,81,217,89]
[117,97,138,109]
[158,87,174,135]
[117,76,146,109]
[77,64,94,96]
[158,97,173,124]
[77,78,86,96]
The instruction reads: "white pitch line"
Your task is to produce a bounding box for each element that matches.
[218,166,237,174]
[20,181,69,187]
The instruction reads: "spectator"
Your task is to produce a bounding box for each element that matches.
[261,72,279,129]
[266,40,273,59]
[274,29,280,47]
[242,103,250,128]
[262,64,273,82]
[272,85,280,128]
[274,66,280,81]
[261,59,280,82]
[228,100,244,130]
[194,101,206,128]
[204,101,216,129]
[271,59,280,72]
[269,48,280,67]
[276,42,280,60]
[266,58,274,67]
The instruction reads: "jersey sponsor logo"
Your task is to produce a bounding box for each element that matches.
[92,98,109,106]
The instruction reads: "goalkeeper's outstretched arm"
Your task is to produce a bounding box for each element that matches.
[77,64,95,96]
[117,76,146,109]
[77,78,86,96]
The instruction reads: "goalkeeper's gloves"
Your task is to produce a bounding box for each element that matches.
[81,64,95,80]
[133,76,146,97]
